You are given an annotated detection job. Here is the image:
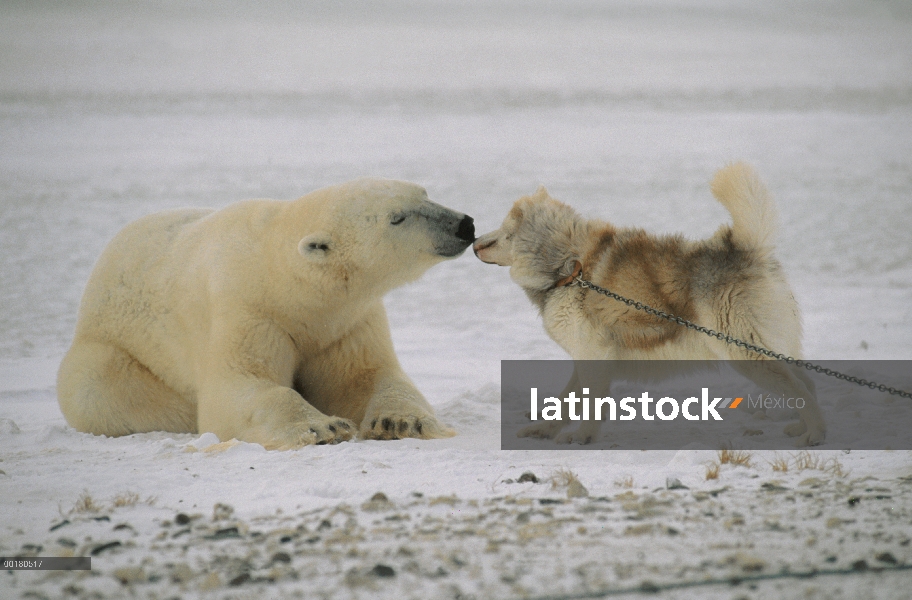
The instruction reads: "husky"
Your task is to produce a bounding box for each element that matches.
[474,163,825,446]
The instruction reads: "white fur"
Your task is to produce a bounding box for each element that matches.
[711,162,779,253]
[58,179,471,448]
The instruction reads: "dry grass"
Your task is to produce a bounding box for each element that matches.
[792,451,847,477]
[718,448,753,467]
[70,491,102,514]
[769,454,790,472]
[765,451,847,477]
[551,468,581,490]
[70,490,154,514]
[111,492,141,508]
[614,476,635,489]
[551,468,589,498]
[827,460,847,478]
[792,451,821,471]
[702,448,752,481]
[705,462,720,480]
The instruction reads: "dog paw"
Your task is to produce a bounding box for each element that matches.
[785,420,825,447]
[517,422,562,439]
[361,414,455,441]
[783,421,807,437]
[555,430,596,445]
[793,428,826,447]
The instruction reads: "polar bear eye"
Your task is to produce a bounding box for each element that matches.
[390,214,407,225]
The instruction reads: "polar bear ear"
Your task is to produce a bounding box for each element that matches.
[298,233,333,261]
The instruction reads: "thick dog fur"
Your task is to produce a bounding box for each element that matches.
[474,163,826,446]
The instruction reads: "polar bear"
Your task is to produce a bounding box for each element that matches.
[57,179,475,449]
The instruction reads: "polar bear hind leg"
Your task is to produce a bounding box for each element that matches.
[57,340,196,436]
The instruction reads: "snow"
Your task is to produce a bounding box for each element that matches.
[1,1,911,598]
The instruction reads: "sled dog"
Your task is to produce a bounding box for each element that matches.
[474,163,825,446]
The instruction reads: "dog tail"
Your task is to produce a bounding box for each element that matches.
[710,162,778,252]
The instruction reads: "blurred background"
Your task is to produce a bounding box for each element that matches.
[1,0,911,397]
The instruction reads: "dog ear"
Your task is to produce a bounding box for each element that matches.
[552,257,583,287]
[561,256,582,279]
[298,233,333,261]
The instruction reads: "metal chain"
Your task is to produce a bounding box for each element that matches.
[572,274,912,399]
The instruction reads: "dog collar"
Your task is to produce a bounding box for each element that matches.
[554,260,583,288]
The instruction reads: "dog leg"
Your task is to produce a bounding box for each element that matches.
[517,366,581,440]
[554,361,612,445]
[730,360,826,447]
[781,368,825,445]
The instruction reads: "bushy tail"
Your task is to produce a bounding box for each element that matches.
[710,162,778,252]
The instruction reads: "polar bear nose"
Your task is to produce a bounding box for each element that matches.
[456,215,475,242]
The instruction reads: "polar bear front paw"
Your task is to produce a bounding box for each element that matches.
[361,414,455,441]
[278,417,355,449]
[310,418,356,445]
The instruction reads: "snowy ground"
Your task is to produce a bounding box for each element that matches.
[2,1,912,598]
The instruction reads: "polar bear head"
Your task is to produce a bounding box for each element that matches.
[294,178,475,295]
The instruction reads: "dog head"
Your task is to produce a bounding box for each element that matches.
[474,186,588,293]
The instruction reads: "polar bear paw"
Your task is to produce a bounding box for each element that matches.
[309,417,357,445]
[361,414,455,441]
[274,416,355,449]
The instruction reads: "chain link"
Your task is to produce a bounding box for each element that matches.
[572,275,912,399]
